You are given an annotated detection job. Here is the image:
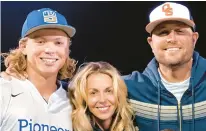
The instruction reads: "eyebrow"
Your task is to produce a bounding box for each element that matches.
[54,38,63,41]
[88,88,98,92]
[88,86,113,91]
[160,24,188,29]
[31,35,67,41]
[106,86,113,89]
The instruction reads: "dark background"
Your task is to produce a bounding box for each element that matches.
[1,1,206,75]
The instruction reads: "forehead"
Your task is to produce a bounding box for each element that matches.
[28,28,69,38]
[87,73,112,89]
[154,21,191,30]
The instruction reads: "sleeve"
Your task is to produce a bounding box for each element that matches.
[0,78,12,128]
[0,79,2,128]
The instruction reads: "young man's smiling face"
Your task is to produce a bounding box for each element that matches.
[21,28,70,78]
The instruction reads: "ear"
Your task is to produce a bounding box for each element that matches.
[19,38,28,55]
[147,36,156,54]
[192,32,199,47]
[147,36,153,47]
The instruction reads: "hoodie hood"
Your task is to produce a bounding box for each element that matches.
[143,51,206,90]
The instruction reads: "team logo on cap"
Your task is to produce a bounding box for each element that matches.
[43,10,58,23]
[162,4,173,16]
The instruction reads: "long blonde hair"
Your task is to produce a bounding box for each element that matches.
[1,37,76,80]
[69,61,135,131]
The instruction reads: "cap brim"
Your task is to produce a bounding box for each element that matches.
[145,18,195,33]
[24,24,76,38]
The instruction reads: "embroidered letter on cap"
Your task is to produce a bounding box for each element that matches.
[162,4,173,16]
[43,10,58,23]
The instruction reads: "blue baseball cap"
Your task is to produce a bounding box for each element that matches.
[21,8,76,38]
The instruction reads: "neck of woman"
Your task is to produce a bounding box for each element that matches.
[92,115,113,131]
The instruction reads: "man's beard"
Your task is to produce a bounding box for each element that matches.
[157,56,191,69]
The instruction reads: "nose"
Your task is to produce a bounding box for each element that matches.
[44,43,56,54]
[44,47,55,54]
[166,30,177,44]
[99,93,106,103]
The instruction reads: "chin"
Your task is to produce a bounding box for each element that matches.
[166,61,183,67]
[97,115,113,121]
[158,58,181,67]
[39,68,59,74]
[93,112,113,120]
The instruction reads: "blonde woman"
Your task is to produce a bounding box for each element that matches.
[69,61,136,131]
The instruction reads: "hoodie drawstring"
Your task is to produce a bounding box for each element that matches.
[157,81,161,131]
[191,77,195,131]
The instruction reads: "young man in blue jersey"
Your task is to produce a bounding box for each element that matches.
[124,2,206,131]
[0,8,76,131]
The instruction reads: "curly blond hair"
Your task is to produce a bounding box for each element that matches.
[69,61,136,131]
[1,37,76,80]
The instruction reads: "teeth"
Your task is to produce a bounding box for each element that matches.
[166,48,179,51]
[98,107,109,111]
[41,58,57,64]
